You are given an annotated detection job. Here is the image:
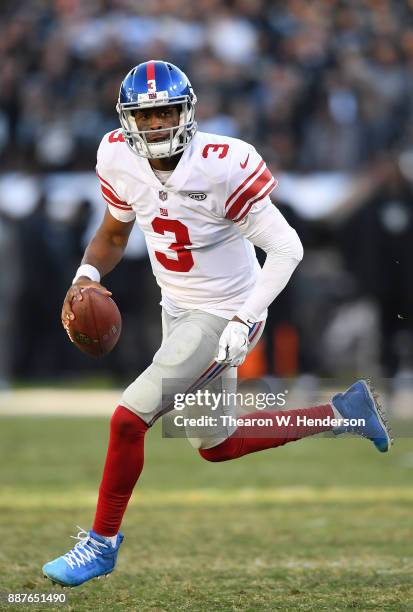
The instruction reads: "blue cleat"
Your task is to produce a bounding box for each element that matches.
[331,379,393,452]
[42,527,124,587]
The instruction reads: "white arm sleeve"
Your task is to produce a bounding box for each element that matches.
[235,198,303,324]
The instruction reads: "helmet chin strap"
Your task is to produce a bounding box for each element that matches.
[141,123,183,159]
[146,135,178,159]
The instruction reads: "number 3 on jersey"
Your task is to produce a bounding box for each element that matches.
[152,217,194,272]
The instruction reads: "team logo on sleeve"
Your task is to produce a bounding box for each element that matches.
[188,192,207,201]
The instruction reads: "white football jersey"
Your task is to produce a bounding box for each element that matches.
[96,129,277,320]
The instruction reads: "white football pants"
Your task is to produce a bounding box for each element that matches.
[121,309,265,449]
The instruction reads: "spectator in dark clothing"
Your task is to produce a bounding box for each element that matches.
[336,156,413,375]
[12,196,65,378]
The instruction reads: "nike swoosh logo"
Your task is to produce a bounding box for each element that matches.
[240,153,249,169]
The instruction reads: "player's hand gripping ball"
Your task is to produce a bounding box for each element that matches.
[66,287,122,357]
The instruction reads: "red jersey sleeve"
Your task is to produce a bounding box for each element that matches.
[96,133,135,222]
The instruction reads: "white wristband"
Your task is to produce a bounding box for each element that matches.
[72,264,101,285]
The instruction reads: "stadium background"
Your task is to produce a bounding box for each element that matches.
[0,2,413,610]
[1,0,413,385]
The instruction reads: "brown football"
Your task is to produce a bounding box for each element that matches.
[67,288,122,358]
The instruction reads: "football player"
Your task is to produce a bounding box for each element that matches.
[43,61,392,587]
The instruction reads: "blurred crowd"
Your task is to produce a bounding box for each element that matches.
[2,0,413,171]
[1,0,413,387]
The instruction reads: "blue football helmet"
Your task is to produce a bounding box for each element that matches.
[117,60,197,159]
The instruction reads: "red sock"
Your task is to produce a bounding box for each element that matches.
[199,404,334,462]
[93,405,148,536]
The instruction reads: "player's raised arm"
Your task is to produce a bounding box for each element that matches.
[61,209,135,327]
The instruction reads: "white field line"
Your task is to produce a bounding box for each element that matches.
[0,388,341,416]
[0,389,121,416]
[248,558,413,572]
[1,486,413,510]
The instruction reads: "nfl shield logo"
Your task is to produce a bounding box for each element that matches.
[159,191,168,201]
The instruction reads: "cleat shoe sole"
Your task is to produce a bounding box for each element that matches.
[363,379,393,451]
[44,574,69,588]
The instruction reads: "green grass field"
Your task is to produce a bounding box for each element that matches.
[0,415,412,611]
